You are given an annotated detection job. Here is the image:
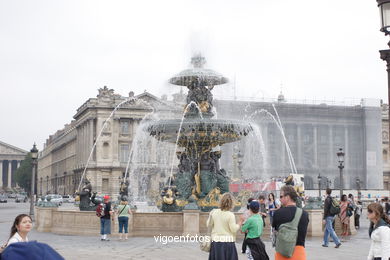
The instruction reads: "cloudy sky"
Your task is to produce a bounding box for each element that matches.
[0,0,388,151]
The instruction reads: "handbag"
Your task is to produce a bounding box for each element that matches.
[200,211,213,252]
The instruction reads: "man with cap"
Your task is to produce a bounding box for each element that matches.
[239,200,269,260]
[100,195,113,241]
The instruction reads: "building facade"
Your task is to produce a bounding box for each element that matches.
[37,87,181,197]
[0,141,28,191]
[216,98,383,190]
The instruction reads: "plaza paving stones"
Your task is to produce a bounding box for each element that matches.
[0,202,370,259]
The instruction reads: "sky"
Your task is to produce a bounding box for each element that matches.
[0,0,388,151]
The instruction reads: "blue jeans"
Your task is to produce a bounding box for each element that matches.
[118,216,129,233]
[100,218,111,235]
[323,216,340,246]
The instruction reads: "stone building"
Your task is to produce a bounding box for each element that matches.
[37,87,181,197]
[216,98,383,190]
[0,141,28,191]
[38,87,385,197]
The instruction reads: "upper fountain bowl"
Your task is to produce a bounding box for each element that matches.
[169,55,229,87]
[146,118,253,148]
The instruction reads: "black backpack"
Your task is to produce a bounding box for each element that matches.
[329,198,341,215]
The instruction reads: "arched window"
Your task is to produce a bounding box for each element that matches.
[383,149,388,163]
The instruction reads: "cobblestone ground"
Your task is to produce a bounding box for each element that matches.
[0,201,370,260]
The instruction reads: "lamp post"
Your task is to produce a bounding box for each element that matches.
[356,177,362,201]
[29,143,38,219]
[337,148,345,199]
[317,174,322,197]
[326,179,332,189]
[377,0,390,138]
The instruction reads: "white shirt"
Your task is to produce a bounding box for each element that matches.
[7,232,28,246]
[367,226,390,260]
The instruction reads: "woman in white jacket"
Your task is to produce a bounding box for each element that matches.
[367,203,390,260]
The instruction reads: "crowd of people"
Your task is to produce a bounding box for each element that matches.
[1,188,389,260]
[206,187,390,260]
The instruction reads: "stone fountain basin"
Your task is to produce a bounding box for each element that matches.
[146,118,253,147]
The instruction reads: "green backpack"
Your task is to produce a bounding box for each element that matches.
[275,208,302,258]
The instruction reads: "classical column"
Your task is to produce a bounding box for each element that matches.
[8,161,12,188]
[297,125,302,167]
[0,160,3,187]
[344,127,349,168]
[313,125,318,167]
[329,126,334,167]
[17,161,20,168]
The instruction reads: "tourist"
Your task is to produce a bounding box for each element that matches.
[355,201,363,229]
[339,194,351,239]
[348,194,356,211]
[207,193,240,260]
[267,193,280,226]
[7,214,32,246]
[272,185,309,260]
[117,196,131,240]
[367,203,390,260]
[239,200,269,260]
[384,197,390,216]
[257,195,267,227]
[100,195,113,241]
[322,188,341,248]
[242,197,254,254]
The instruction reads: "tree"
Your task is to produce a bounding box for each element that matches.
[15,153,33,193]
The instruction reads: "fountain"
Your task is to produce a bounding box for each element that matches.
[145,54,253,212]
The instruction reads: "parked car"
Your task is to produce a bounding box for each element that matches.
[0,194,7,203]
[62,195,75,203]
[15,194,27,203]
[46,194,63,206]
[7,193,16,199]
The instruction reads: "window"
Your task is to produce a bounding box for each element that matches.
[103,142,109,159]
[383,131,388,142]
[383,149,388,163]
[121,120,130,134]
[120,144,130,163]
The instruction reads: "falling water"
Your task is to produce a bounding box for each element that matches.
[247,108,297,175]
[271,104,297,174]
[77,97,136,192]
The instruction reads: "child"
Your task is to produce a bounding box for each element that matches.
[240,201,269,260]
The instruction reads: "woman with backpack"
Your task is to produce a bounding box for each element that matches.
[367,203,390,260]
[339,194,352,239]
[116,196,132,240]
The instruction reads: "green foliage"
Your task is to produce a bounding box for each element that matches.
[15,153,33,192]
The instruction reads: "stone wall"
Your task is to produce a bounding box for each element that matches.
[35,207,325,238]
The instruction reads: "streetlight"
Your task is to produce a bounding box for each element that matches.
[317,174,322,198]
[377,0,390,138]
[30,143,38,219]
[326,179,332,189]
[356,177,362,201]
[337,148,345,199]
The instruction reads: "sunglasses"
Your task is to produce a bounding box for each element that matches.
[367,210,373,214]
[280,195,285,199]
